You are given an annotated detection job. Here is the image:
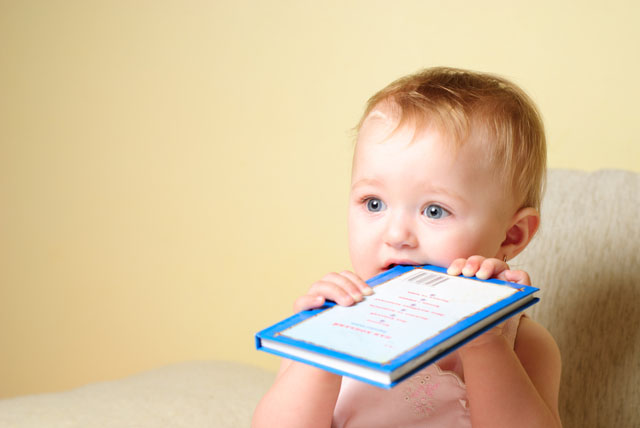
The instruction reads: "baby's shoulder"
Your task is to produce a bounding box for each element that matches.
[515,317,562,383]
[514,316,562,414]
[515,316,557,351]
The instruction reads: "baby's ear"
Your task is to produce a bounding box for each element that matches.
[501,207,540,260]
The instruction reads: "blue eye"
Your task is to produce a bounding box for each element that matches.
[423,204,450,219]
[365,198,386,212]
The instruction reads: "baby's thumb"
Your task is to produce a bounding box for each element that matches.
[293,295,325,313]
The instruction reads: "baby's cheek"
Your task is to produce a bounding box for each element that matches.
[419,235,460,266]
[429,254,460,270]
[348,240,376,279]
[351,253,377,281]
[424,234,488,267]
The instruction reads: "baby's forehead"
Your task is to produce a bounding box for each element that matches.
[355,113,505,177]
[362,101,455,140]
[360,107,397,136]
[361,101,489,151]
[359,106,449,148]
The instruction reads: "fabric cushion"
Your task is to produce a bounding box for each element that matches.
[0,361,275,428]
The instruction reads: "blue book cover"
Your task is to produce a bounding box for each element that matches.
[255,265,539,388]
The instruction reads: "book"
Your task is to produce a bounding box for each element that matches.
[255,264,539,388]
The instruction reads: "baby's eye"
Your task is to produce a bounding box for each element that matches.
[423,204,450,219]
[365,198,386,213]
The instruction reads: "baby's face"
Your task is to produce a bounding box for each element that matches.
[348,111,519,281]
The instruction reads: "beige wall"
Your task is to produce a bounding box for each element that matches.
[1,0,638,398]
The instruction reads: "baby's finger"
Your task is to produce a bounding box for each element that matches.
[460,255,489,277]
[308,279,358,306]
[339,270,374,296]
[319,272,366,302]
[475,258,509,280]
[500,269,532,286]
[447,258,468,276]
[293,294,326,313]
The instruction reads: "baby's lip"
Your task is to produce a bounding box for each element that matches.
[382,260,421,271]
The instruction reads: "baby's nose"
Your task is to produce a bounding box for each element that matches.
[384,212,417,249]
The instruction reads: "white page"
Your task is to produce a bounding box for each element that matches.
[281,269,517,363]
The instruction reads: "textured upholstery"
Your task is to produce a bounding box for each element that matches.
[0,361,275,428]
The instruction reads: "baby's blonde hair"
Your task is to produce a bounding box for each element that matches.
[357,67,547,210]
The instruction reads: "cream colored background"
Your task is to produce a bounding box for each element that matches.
[1,0,638,398]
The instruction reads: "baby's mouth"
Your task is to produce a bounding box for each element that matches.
[383,263,397,271]
[382,261,419,272]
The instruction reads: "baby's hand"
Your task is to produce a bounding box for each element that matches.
[447,255,532,285]
[293,271,373,313]
[448,256,532,349]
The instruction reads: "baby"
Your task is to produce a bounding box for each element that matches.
[253,67,562,427]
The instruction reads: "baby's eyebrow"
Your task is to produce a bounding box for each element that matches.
[420,185,468,206]
[350,178,382,191]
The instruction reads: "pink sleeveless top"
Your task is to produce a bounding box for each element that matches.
[332,315,523,428]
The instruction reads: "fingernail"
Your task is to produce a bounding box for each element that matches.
[362,287,374,296]
[342,295,355,305]
[476,269,490,280]
[462,266,474,277]
[350,293,363,302]
[447,266,458,275]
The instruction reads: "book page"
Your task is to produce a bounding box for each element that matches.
[280,268,518,363]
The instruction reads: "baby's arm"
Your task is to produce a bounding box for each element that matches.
[251,271,372,428]
[448,257,562,428]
